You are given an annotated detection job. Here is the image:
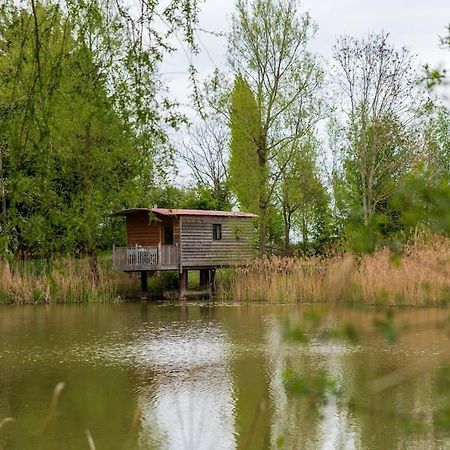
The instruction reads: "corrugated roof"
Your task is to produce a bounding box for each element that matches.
[111,207,257,218]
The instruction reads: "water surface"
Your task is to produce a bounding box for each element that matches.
[0,302,449,449]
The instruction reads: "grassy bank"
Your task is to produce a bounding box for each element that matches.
[2,237,450,305]
[0,255,139,304]
[0,255,193,304]
[217,237,450,306]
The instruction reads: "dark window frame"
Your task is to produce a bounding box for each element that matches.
[213,223,222,240]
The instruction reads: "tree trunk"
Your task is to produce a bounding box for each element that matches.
[301,216,308,251]
[257,136,268,257]
[258,206,267,257]
[0,147,5,215]
[283,211,291,255]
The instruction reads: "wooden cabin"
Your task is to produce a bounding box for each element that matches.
[111,208,256,297]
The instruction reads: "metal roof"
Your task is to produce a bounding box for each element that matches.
[111,207,257,218]
[110,208,152,217]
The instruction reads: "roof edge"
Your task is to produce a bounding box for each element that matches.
[111,207,257,218]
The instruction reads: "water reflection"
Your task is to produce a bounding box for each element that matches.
[130,323,236,449]
[266,317,359,449]
[1,304,450,449]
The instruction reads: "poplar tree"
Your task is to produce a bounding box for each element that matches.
[228,0,323,255]
[229,75,265,215]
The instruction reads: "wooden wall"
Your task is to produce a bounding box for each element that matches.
[126,213,160,246]
[126,213,180,246]
[125,212,253,268]
[180,216,254,268]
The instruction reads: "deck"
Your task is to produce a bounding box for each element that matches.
[113,245,179,271]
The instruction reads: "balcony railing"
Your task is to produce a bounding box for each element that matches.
[113,244,179,271]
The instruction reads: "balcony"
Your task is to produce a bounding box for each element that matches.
[113,245,179,271]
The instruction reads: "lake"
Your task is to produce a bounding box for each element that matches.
[0,302,449,449]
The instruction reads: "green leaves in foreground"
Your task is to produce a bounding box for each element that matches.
[282,368,340,403]
[283,308,409,346]
[282,310,361,345]
[373,310,409,344]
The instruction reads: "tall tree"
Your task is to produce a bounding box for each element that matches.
[228,0,323,255]
[332,32,429,229]
[0,3,140,260]
[229,74,264,214]
[0,0,200,260]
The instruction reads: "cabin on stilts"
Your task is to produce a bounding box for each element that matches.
[111,208,256,298]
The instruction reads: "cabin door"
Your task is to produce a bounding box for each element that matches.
[163,223,174,245]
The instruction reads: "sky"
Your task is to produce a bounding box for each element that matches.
[159,0,450,184]
[162,0,450,110]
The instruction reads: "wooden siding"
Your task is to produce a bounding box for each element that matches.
[126,213,159,246]
[126,213,180,246]
[180,216,254,267]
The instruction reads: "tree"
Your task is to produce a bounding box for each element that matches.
[228,0,323,255]
[424,107,450,179]
[0,0,201,261]
[0,3,140,261]
[332,32,429,230]
[229,75,264,214]
[276,137,330,253]
[179,115,231,210]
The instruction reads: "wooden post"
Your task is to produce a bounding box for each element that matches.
[179,269,188,299]
[210,268,216,296]
[199,269,210,288]
[141,271,148,300]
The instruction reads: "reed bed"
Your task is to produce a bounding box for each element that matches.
[0,255,138,304]
[218,237,450,306]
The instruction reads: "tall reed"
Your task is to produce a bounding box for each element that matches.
[0,255,138,304]
[217,237,450,306]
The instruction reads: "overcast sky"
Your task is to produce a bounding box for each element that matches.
[162,0,450,110]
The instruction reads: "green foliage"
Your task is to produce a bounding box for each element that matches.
[330,33,430,251]
[0,0,200,259]
[151,185,231,211]
[229,74,263,213]
[393,169,450,236]
[0,2,140,257]
[148,271,180,296]
[228,0,323,255]
[283,367,339,402]
[373,310,408,344]
[278,138,333,254]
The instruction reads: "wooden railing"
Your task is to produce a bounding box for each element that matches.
[113,245,179,271]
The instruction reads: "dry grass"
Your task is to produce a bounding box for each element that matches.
[218,237,450,306]
[0,255,138,304]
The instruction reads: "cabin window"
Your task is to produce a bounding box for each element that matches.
[163,223,174,245]
[213,224,222,240]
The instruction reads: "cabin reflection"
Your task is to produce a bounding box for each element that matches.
[129,316,236,449]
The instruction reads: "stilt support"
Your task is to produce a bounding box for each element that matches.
[179,269,188,299]
[199,269,210,289]
[140,271,148,300]
[210,268,216,296]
